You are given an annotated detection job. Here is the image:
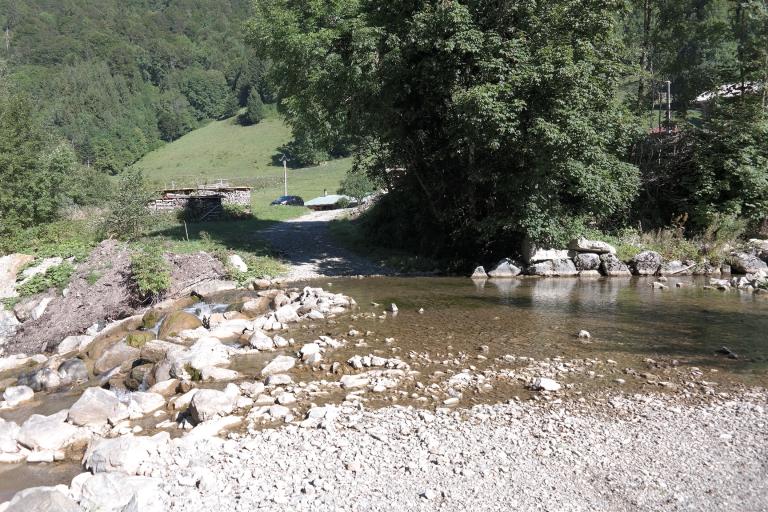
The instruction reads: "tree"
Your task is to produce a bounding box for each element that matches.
[240,87,266,125]
[0,86,73,235]
[175,68,239,121]
[251,0,641,257]
[102,168,155,241]
[338,168,378,203]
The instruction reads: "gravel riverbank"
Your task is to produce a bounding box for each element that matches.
[153,391,768,512]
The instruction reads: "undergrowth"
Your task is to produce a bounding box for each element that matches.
[16,262,76,296]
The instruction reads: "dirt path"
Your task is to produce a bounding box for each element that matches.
[256,209,388,281]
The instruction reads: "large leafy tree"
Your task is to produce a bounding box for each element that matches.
[250,0,640,256]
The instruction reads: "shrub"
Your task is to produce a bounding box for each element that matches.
[131,247,171,304]
[337,169,377,203]
[17,262,76,296]
[102,168,155,241]
[239,88,266,125]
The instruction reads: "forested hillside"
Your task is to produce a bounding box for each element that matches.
[1,0,266,173]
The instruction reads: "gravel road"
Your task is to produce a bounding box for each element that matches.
[257,209,387,281]
[158,392,768,512]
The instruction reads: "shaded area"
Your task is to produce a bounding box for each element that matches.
[255,210,389,280]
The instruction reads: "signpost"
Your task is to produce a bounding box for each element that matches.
[280,154,289,196]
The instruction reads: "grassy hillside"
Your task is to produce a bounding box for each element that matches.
[134,112,352,221]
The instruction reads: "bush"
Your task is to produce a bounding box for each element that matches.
[239,88,266,126]
[131,247,171,303]
[17,262,76,297]
[337,169,377,203]
[102,168,155,241]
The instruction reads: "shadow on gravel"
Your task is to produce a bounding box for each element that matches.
[255,219,388,277]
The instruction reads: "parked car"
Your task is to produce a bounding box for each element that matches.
[270,195,304,206]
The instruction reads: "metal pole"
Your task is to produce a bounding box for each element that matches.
[283,159,288,196]
[665,80,672,133]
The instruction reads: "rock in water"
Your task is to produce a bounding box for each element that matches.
[573,253,601,271]
[470,266,488,279]
[157,311,203,340]
[729,252,768,274]
[93,342,140,375]
[600,254,631,276]
[189,389,237,423]
[630,251,662,276]
[17,410,83,452]
[57,358,89,384]
[275,305,300,324]
[530,377,561,392]
[261,355,296,376]
[577,330,591,340]
[68,387,129,427]
[3,385,34,407]
[84,432,169,475]
[388,303,399,313]
[487,258,522,278]
[568,237,617,255]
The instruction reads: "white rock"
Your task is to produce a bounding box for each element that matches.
[189,389,235,423]
[1,487,80,512]
[228,254,248,273]
[79,472,162,512]
[577,330,591,339]
[531,377,561,392]
[129,392,166,415]
[18,410,85,452]
[265,374,293,386]
[201,366,240,381]
[57,335,95,355]
[83,432,170,475]
[274,305,300,324]
[249,331,274,351]
[68,387,130,427]
[3,385,34,407]
[340,374,370,389]
[185,416,242,440]
[0,418,21,453]
[568,237,617,255]
[261,355,296,376]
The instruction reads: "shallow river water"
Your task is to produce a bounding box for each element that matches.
[2,275,767,502]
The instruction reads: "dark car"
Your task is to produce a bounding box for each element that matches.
[270,195,304,206]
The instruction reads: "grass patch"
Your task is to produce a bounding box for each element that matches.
[0,219,98,260]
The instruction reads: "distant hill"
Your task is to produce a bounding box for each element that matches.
[0,0,266,172]
[133,111,352,220]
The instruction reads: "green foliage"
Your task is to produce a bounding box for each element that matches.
[240,88,266,125]
[16,262,76,297]
[2,0,264,168]
[337,169,377,203]
[175,68,239,121]
[251,0,642,260]
[103,169,155,241]
[130,247,171,303]
[184,363,203,382]
[125,331,154,349]
[0,88,75,236]
[223,252,285,285]
[0,219,97,260]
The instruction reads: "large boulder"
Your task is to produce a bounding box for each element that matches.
[0,253,35,299]
[568,237,616,255]
[658,260,692,276]
[94,342,140,375]
[470,266,488,279]
[83,432,169,475]
[17,410,84,452]
[189,388,237,423]
[274,304,300,324]
[67,387,129,427]
[630,251,662,276]
[240,296,271,317]
[729,252,768,274]
[600,254,631,276]
[125,331,154,349]
[487,258,522,278]
[2,487,81,512]
[157,311,202,340]
[528,259,577,277]
[522,246,570,264]
[573,253,601,271]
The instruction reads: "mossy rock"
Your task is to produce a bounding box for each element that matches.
[125,331,154,349]
[158,311,202,340]
[141,308,164,330]
[225,301,245,313]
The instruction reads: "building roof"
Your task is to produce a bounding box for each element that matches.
[304,194,353,207]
